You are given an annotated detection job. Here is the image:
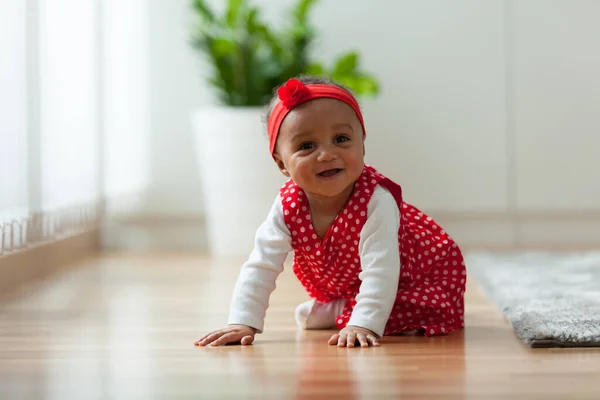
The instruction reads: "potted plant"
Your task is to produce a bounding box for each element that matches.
[190,0,380,256]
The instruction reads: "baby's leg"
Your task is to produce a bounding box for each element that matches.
[295,299,347,330]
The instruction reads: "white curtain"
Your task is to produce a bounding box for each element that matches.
[1,0,151,253]
[39,0,100,211]
[0,1,29,252]
[0,1,29,224]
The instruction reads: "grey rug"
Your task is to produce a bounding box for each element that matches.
[466,251,600,348]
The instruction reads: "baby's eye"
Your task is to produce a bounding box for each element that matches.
[335,135,350,143]
[299,142,315,151]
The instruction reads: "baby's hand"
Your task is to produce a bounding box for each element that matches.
[328,325,380,348]
[194,325,256,347]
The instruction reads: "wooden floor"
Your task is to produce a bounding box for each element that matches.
[1,253,599,399]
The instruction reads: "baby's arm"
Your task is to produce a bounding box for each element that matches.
[227,194,292,331]
[330,186,401,347]
[195,195,292,346]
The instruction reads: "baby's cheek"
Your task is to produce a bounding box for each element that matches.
[287,162,311,187]
[298,168,316,186]
[295,160,314,176]
[346,154,364,174]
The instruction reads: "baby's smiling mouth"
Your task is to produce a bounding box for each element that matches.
[317,168,342,178]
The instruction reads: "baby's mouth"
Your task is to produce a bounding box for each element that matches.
[317,168,342,178]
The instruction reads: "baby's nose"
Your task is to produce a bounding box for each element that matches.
[317,148,336,162]
[317,144,337,161]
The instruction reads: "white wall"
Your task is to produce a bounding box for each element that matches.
[144,0,209,216]
[510,0,600,247]
[140,0,600,249]
[513,0,600,211]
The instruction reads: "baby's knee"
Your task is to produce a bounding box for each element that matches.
[295,300,314,329]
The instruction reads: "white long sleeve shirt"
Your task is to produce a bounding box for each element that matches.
[227,185,401,338]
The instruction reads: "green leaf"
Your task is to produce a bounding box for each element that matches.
[339,75,380,97]
[245,7,259,33]
[211,38,237,57]
[354,76,380,96]
[226,0,244,27]
[293,0,317,22]
[332,51,359,76]
[191,0,215,22]
[306,63,325,76]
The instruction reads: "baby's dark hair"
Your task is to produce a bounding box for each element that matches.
[262,75,359,124]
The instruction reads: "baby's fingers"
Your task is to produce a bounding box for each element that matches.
[240,335,254,346]
[194,331,221,347]
[328,334,340,345]
[346,332,357,348]
[357,333,369,348]
[367,334,381,347]
[210,332,242,347]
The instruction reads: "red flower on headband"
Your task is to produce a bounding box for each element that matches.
[277,78,310,108]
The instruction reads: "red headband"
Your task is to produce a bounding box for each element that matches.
[267,78,366,156]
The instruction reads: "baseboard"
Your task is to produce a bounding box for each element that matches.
[518,219,600,249]
[0,229,100,300]
[98,210,600,253]
[435,211,600,251]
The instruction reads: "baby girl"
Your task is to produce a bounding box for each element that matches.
[195,75,467,348]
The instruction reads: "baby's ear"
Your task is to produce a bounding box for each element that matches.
[273,153,290,177]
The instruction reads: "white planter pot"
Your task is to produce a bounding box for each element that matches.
[192,106,286,257]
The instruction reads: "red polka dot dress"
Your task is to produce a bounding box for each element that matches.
[280,165,466,336]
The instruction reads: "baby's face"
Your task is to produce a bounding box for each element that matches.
[273,98,365,201]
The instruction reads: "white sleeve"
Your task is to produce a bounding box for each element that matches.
[348,185,401,338]
[227,194,292,333]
